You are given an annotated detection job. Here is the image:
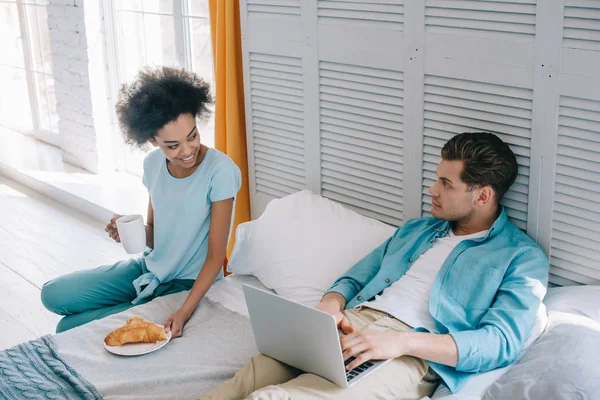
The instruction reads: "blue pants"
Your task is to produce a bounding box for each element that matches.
[41,254,194,333]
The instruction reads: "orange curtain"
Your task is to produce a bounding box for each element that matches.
[209,0,251,258]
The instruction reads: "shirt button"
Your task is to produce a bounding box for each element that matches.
[385,278,390,283]
[430,239,434,243]
[409,258,413,263]
[357,296,363,301]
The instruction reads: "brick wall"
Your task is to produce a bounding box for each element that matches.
[47,0,113,173]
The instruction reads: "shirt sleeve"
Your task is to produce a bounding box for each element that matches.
[450,247,549,373]
[209,159,242,202]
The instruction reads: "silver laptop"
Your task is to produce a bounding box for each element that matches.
[243,284,391,388]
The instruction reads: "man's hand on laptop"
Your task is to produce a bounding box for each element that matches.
[317,293,355,335]
[340,331,406,371]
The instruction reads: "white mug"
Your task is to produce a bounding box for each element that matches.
[116,214,146,254]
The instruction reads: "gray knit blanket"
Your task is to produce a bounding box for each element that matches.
[0,335,102,400]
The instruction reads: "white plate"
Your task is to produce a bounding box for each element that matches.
[104,324,172,356]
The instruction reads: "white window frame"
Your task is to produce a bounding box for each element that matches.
[103,0,214,176]
[3,0,62,148]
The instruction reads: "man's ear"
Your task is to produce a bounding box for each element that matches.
[149,137,158,148]
[477,186,494,206]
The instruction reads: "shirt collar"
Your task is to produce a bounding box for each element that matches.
[434,207,508,239]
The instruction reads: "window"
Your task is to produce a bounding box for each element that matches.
[107,0,215,176]
[0,0,59,146]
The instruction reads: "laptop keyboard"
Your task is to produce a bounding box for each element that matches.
[344,356,375,382]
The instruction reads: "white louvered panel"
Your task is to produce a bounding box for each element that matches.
[549,96,600,286]
[425,0,537,42]
[248,0,301,17]
[319,61,404,226]
[249,53,305,199]
[563,0,600,51]
[421,75,532,230]
[317,1,404,31]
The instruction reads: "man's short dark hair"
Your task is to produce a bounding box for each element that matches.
[441,132,518,203]
[116,66,213,147]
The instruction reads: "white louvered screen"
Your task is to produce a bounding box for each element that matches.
[247,0,301,17]
[317,1,404,30]
[563,0,600,52]
[241,0,600,288]
[425,0,536,42]
[249,53,306,199]
[319,61,404,226]
[421,76,532,230]
[549,96,600,286]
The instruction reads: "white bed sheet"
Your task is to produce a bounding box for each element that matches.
[204,273,274,317]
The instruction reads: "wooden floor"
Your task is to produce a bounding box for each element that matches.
[0,176,126,350]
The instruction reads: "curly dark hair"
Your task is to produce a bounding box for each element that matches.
[442,132,518,204]
[115,66,213,147]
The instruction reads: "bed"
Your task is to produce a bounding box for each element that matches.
[0,274,268,400]
[1,191,599,399]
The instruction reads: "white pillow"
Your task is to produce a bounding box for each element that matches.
[479,287,600,399]
[228,190,395,307]
[484,311,600,399]
[543,285,600,322]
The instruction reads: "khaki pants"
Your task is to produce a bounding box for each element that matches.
[202,307,440,400]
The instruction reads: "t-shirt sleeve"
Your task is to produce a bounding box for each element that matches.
[209,160,242,202]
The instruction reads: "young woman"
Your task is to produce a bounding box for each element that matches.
[41,67,241,337]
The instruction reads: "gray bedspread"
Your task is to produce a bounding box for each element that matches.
[54,291,258,399]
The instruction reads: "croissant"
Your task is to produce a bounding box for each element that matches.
[104,316,167,346]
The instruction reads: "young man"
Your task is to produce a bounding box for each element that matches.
[204,132,549,400]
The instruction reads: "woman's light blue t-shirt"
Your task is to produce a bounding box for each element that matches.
[131,148,241,304]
